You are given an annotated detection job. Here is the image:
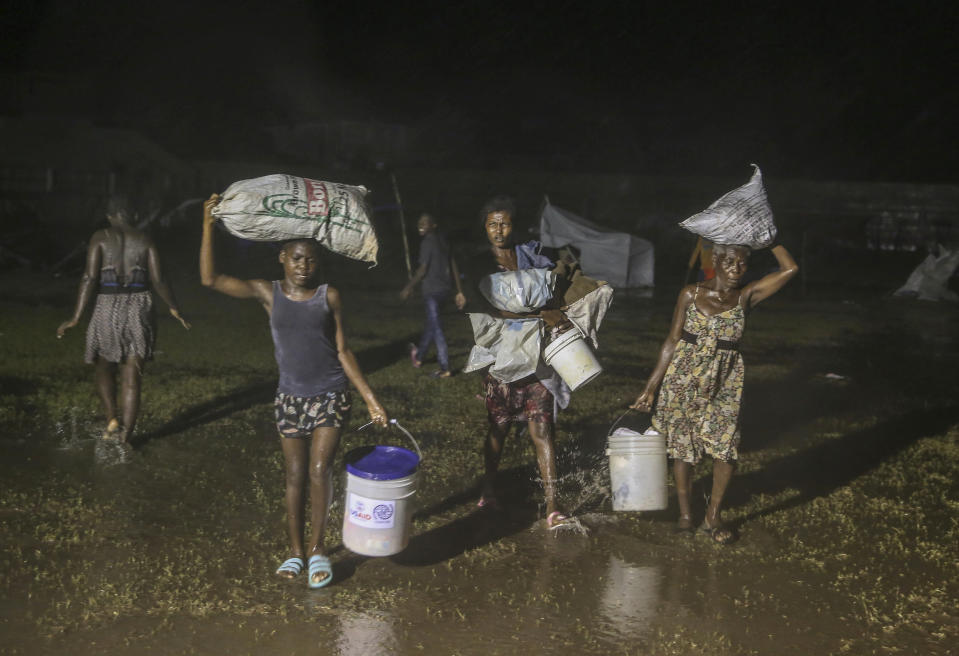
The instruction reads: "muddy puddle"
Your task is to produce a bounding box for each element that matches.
[2,289,957,654]
[1,430,868,656]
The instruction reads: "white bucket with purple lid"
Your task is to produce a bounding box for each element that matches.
[342,420,421,557]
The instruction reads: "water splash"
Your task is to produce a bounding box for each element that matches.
[94,438,132,466]
[549,514,590,536]
[55,407,96,451]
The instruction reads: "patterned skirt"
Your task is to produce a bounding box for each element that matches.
[85,292,155,364]
[652,341,744,464]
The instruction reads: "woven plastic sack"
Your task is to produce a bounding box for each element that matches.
[212,174,378,264]
[479,269,556,313]
[679,164,777,249]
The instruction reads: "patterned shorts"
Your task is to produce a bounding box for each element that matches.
[274,389,352,438]
[485,373,554,425]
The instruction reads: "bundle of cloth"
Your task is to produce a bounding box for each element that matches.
[211,174,379,264]
[465,254,614,388]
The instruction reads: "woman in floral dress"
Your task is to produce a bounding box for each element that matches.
[632,243,798,543]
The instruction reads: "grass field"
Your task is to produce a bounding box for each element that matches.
[1,259,957,655]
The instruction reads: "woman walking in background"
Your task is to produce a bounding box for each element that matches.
[57,195,190,445]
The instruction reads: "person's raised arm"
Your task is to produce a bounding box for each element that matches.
[631,285,695,411]
[57,234,102,338]
[327,286,388,426]
[147,239,190,330]
[200,193,271,306]
[742,244,799,310]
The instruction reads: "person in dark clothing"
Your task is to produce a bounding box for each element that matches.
[400,213,466,378]
[200,193,388,588]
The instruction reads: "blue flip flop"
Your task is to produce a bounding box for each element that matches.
[308,554,333,589]
[275,556,305,579]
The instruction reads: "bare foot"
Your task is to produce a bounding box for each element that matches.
[102,418,120,440]
[675,514,695,534]
[275,556,305,579]
[699,520,735,544]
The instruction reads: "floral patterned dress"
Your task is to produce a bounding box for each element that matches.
[651,288,745,464]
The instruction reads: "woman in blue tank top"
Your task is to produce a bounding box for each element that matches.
[200,194,388,588]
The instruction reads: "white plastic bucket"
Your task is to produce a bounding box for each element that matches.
[606,427,667,511]
[342,424,421,557]
[543,329,602,391]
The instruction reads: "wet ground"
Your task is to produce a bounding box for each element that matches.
[1,272,958,655]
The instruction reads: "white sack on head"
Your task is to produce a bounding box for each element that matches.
[212,174,379,264]
[479,269,556,313]
[679,164,777,249]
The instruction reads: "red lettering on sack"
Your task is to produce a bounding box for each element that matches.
[304,179,328,217]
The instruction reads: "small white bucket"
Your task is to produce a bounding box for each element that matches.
[606,427,668,511]
[543,329,602,391]
[342,421,422,557]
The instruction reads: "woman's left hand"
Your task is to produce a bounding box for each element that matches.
[170,309,191,330]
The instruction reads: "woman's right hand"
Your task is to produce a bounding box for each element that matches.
[56,319,78,339]
[630,389,655,412]
[367,399,389,427]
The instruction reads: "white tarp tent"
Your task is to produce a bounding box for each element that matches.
[539,200,654,288]
[893,246,959,301]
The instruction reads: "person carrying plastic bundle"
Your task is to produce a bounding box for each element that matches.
[474,195,575,530]
[57,194,190,445]
[631,242,798,544]
[399,213,467,378]
[200,193,388,588]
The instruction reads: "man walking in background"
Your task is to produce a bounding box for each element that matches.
[400,213,466,378]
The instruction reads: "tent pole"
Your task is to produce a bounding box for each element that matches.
[684,237,701,286]
[391,172,413,280]
[801,229,808,297]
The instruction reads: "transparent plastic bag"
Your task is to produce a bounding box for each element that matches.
[463,313,544,383]
[479,269,556,313]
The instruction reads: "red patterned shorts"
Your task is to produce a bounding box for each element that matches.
[485,373,554,425]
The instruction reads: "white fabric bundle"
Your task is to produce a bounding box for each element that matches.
[463,315,544,383]
[893,247,959,301]
[564,283,614,349]
[680,164,777,249]
[212,174,379,264]
[479,269,556,313]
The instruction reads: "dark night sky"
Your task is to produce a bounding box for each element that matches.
[2,0,958,182]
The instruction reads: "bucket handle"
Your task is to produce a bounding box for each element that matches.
[607,407,649,438]
[353,418,423,462]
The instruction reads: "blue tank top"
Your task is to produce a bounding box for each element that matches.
[270,282,347,397]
